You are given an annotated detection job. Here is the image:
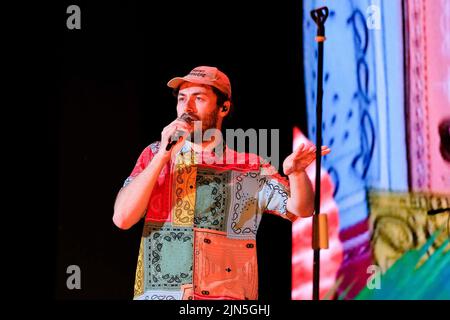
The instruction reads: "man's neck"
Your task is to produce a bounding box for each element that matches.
[188,126,224,154]
[190,138,222,153]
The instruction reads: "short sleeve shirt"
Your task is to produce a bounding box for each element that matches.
[124,141,296,300]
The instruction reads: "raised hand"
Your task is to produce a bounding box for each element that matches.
[283,143,331,176]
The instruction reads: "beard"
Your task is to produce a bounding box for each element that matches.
[201,107,219,132]
[185,108,219,142]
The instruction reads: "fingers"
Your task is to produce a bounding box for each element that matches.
[294,143,306,154]
[295,144,316,155]
[161,118,195,153]
[162,120,193,139]
[161,126,179,152]
[164,119,193,132]
[302,145,331,154]
[321,146,331,155]
[285,145,332,175]
[291,145,331,161]
[295,143,321,153]
[172,119,193,132]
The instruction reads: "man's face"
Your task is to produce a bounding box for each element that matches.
[177,82,219,132]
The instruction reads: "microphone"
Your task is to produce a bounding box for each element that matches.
[165,113,197,151]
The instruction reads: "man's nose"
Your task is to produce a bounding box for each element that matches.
[184,97,196,113]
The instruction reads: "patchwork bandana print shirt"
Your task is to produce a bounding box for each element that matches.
[123,141,297,300]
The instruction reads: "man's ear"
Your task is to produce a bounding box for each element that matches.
[220,101,231,115]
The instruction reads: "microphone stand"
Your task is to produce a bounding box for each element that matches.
[310,6,329,301]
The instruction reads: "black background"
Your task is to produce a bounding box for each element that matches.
[48,0,308,300]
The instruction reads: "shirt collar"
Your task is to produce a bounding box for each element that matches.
[176,140,260,171]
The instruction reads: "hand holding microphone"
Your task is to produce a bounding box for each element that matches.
[161,113,198,153]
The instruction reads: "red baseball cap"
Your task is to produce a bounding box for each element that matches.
[167,66,232,99]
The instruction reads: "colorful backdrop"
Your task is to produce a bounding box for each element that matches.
[293,0,450,300]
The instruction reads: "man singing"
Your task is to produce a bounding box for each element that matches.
[113,66,330,300]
